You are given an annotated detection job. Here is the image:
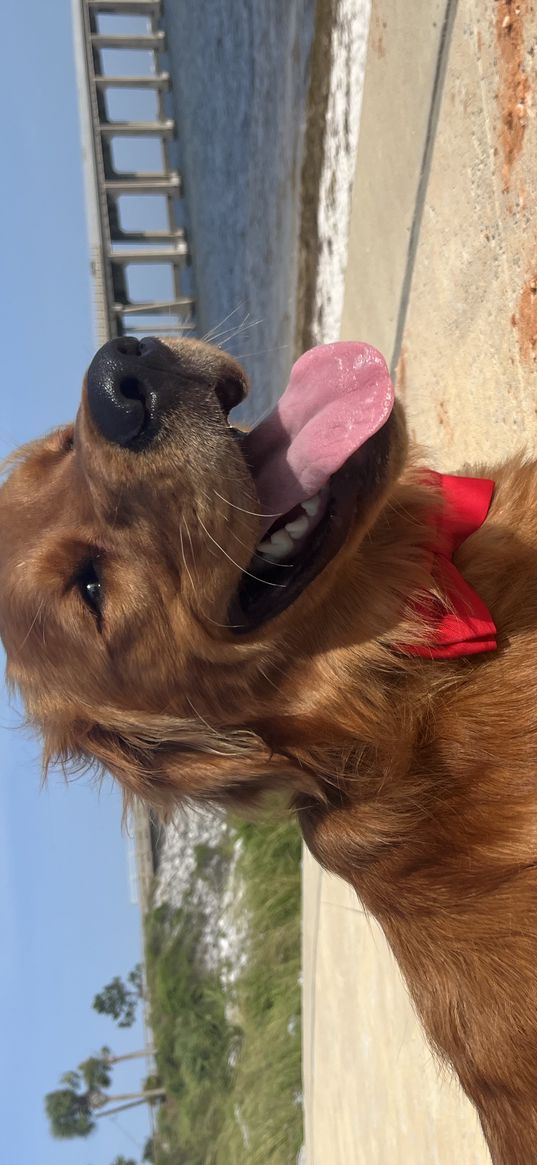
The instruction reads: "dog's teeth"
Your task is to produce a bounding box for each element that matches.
[257,545,291,560]
[302,494,320,517]
[269,529,294,555]
[256,528,295,559]
[256,501,321,560]
[285,514,309,539]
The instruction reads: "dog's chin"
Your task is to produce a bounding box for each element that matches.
[227,407,406,634]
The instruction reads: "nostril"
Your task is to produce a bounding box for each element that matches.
[116,337,141,357]
[215,374,248,415]
[119,375,146,402]
[138,336,160,358]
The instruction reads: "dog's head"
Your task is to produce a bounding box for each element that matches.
[0,336,407,812]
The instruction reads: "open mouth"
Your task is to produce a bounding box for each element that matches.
[228,342,395,632]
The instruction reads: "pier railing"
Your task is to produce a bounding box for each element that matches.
[72,0,195,346]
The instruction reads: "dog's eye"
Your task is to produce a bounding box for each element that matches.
[78,561,103,616]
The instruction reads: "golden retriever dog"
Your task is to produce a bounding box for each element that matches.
[2,334,537,1162]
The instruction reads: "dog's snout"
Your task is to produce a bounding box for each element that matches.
[86,335,249,450]
[86,336,168,449]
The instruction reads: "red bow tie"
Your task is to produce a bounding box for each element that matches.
[401,471,497,660]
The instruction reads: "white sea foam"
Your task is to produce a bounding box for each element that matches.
[312,0,371,344]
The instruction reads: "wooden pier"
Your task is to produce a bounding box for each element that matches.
[71,0,195,345]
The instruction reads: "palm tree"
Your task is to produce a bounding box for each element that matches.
[101,1046,155,1065]
[45,1086,94,1139]
[45,1048,165,1140]
[86,1044,155,1068]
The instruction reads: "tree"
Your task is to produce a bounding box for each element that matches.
[111,1157,137,1165]
[100,1044,155,1066]
[78,1053,112,1092]
[45,1046,165,1140]
[93,965,144,1029]
[45,1088,94,1139]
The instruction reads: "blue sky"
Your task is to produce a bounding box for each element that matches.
[0,2,155,1160]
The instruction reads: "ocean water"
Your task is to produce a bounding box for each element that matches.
[163,0,371,416]
[163,0,316,419]
[89,1,369,411]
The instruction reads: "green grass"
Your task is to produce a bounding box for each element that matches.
[144,817,303,1165]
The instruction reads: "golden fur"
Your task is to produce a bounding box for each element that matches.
[2,337,537,1162]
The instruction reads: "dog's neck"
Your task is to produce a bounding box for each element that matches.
[286,455,537,1161]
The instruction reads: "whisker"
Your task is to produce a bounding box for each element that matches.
[195,487,293,569]
[231,343,290,360]
[183,523,238,628]
[201,303,246,343]
[108,483,126,532]
[195,482,267,522]
[257,665,284,694]
[197,516,287,588]
[19,599,45,652]
[213,489,282,520]
[184,695,220,737]
[204,312,252,346]
[224,520,294,569]
[179,524,196,593]
[217,317,264,349]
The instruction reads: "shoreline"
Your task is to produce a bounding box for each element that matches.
[295,0,339,356]
[295,0,371,356]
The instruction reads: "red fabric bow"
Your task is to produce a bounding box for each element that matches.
[401,471,497,660]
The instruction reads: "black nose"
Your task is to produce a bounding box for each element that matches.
[86,334,248,449]
[86,336,177,448]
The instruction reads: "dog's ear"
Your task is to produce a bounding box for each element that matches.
[52,713,317,817]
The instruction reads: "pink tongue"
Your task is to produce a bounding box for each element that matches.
[243,342,394,524]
